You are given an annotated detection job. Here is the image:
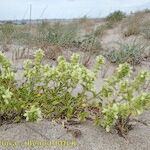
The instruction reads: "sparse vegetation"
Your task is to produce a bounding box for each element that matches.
[0,23,15,43]
[94,25,107,38]
[123,13,143,37]
[142,20,150,39]
[0,23,15,51]
[0,21,102,55]
[37,22,79,48]
[106,41,147,65]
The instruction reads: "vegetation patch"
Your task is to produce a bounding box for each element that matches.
[123,13,143,37]
[142,20,150,39]
[106,11,126,23]
[0,49,149,137]
[106,41,146,65]
[94,25,107,38]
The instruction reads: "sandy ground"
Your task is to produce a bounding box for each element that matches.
[0,109,150,150]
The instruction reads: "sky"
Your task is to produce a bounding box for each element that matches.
[0,0,150,20]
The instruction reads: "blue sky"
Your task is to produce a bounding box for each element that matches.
[0,0,150,20]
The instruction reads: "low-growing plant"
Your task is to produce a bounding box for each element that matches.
[106,41,146,65]
[24,105,42,122]
[72,33,103,67]
[0,49,105,123]
[73,33,102,54]
[0,50,149,137]
[94,63,150,135]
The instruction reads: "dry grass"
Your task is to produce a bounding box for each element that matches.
[44,45,62,60]
[0,23,15,45]
[0,11,149,67]
[1,43,10,52]
[106,11,126,23]
[12,48,32,60]
[141,20,150,39]
[123,12,144,37]
[94,25,107,38]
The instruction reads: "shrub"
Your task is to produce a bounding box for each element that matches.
[106,11,126,23]
[106,41,146,65]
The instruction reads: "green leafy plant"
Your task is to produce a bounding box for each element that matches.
[0,49,105,123]
[95,63,150,135]
[0,50,149,137]
[106,11,126,23]
[24,105,42,122]
[106,41,146,65]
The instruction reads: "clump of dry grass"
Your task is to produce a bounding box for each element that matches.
[12,48,33,60]
[12,25,33,45]
[94,25,107,38]
[0,23,15,46]
[1,43,10,52]
[44,45,62,60]
[35,21,79,48]
[123,13,144,37]
[141,20,150,39]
